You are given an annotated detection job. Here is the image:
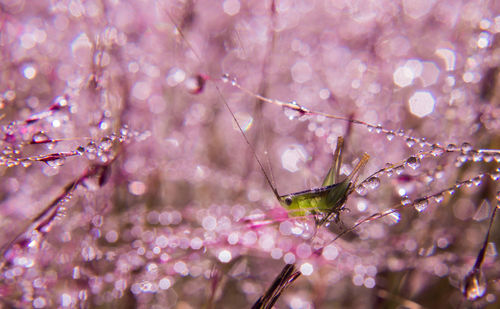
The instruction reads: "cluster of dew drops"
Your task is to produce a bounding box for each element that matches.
[353,122,500,214]
[0,123,147,168]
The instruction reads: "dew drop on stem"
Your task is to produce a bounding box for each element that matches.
[364,177,380,190]
[385,163,394,177]
[406,138,416,148]
[472,151,483,162]
[463,269,486,301]
[21,161,32,168]
[401,196,412,206]
[483,153,493,162]
[490,170,500,181]
[394,165,404,175]
[418,138,427,148]
[99,137,113,151]
[461,142,472,153]
[472,176,483,186]
[405,156,420,170]
[76,146,85,155]
[434,194,444,204]
[431,144,444,156]
[355,184,368,196]
[32,131,50,143]
[413,198,428,212]
[85,141,97,160]
[386,131,395,141]
[120,125,129,137]
[446,143,458,152]
[283,104,301,121]
[45,157,65,167]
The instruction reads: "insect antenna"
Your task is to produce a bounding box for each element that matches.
[166,12,281,202]
[219,88,282,201]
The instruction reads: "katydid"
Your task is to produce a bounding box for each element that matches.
[275,137,370,226]
[224,91,369,226]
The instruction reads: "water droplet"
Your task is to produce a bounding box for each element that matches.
[185,74,206,94]
[385,164,394,177]
[32,131,50,143]
[86,141,97,153]
[53,95,68,108]
[413,198,428,212]
[45,157,65,167]
[463,269,486,301]
[446,143,458,152]
[6,160,18,167]
[364,177,380,190]
[461,142,472,153]
[494,153,500,162]
[434,194,444,204]
[99,137,113,151]
[418,137,427,147]
[401,196,412,206]
[458,154,470,163]
[221,74,230,83]
[386,131,395,141]
[447,188,456,195]
[2,146,14,156]
[231,77,238,86]
[76,146,85,155]
[21,161,32,168]
[355,184,368,196]
[483,153,493,162]
[431,144,445,156]
[405,156,421,170]
[283,103,301,120]
[472,151,483,162]
[120,125,129,137]
[396,129,405,136]
[472,176,483,186]
[406,138,416,147]
[464,180,474,188]
[394,165,404,175]
[490,171,500,181]
[366,125,375,132]
[85,141,97,160]
[375,125,382,134]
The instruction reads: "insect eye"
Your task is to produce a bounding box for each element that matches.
[284,196,293,206]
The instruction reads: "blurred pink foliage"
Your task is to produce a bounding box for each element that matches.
[1,0,500,308]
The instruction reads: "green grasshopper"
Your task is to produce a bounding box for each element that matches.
[271,136,370,226]
[225,93,369,226]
